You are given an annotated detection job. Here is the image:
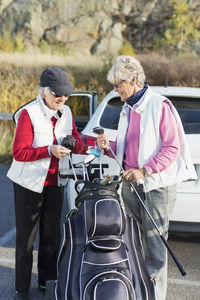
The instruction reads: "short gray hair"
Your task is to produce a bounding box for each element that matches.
[38,86,51,96]
[107,55,146,87]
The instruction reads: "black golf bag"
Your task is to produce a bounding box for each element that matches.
[55,180,155,300]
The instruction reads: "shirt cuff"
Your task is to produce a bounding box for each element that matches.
[48,146,52,157]
[143,165,153,175]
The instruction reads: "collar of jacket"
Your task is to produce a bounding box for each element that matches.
[123,86,153,114]
[37,94,64,120]
[125,82,148,107]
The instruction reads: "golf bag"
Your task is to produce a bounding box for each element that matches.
[55,180,155,300]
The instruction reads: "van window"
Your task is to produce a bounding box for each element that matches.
[168,97,200,134]
[100,96,200,134]
[100,97,121,130]
[66,95,90,132]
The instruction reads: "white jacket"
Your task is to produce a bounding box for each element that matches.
[116,86,197,192]
[7,94,72,193]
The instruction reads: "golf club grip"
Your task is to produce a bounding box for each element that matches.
[91,163,109,169]
[160,235,186,276]
[92,127,105,135]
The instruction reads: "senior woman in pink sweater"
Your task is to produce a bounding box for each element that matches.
[97,55,196,300]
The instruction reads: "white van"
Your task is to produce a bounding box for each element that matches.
[66,86,200,232]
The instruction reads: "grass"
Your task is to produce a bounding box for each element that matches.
[0,51,105,68]
[0,51,200,162]
[139,53,200,87]
[0,121,15,163]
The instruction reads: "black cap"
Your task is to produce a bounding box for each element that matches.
[40,67,74,96]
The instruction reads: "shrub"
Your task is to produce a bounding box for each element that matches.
[154,0,200,53]
[138,53,200,87]
[0,31,14,52]
[119,41,135,57]
[14,32,25,52]
[0,30,25,53]
[39,39,69,56]
[0,121,15,162]
[0,52,200,161]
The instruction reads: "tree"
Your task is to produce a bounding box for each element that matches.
[158,0,199,52]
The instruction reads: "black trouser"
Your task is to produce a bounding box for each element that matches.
[13,183,64,293]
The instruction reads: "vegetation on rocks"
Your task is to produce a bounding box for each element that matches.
[154,0,200,53]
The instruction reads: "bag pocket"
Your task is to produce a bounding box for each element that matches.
[88,198,125,237]
[94,278,131,300]
[89,237,122,251]
[83,271,136,300]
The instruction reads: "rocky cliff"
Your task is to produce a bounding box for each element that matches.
[0,0,199,56]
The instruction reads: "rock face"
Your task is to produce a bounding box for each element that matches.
[0,0,199,56]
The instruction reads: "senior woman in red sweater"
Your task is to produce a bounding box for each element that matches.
[7,68,84,300]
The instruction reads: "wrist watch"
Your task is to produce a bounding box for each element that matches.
[142,167,149,178]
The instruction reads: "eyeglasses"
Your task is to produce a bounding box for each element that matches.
[113,80,125,89]
[51,90,68,98]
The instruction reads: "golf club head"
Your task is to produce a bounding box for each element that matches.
[92,126,104,135]
[84,154,96,165]
[86,147,101,157]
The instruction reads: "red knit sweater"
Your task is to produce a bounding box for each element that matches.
[13,109,84,185]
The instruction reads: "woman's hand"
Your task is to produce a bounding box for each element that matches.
[96,134,110,151]
[122,168,145,183]
[50,145,71,159]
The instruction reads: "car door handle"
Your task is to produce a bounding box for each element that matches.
[194,164,200,186]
